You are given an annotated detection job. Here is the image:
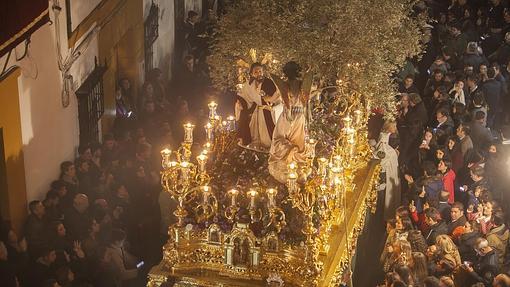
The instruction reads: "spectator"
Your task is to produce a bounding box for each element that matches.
[106,229,138,286]
[424,208,448,246]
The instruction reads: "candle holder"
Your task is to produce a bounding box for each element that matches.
[226,115,236,132]
[195,185,218,224]
[160,148,171,168]
[247,189,262,223]
[205,122,214,142]
[225,189,240,223]
[208,101,218,121]
[183,123,195,145]
[265,188,287,233]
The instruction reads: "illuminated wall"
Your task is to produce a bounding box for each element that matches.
[0,68,28,232]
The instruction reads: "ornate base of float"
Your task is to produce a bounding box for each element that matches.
[148,160,380,287]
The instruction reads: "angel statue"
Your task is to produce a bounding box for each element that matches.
[269,61,313,183]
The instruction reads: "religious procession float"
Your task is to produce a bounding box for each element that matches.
[148,0,427,286]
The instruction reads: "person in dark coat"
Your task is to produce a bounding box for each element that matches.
[458,220,482,263]
[424,207,448,246]
[462,42,488,71]
[435,109,455,146]
[468,111,493,152]
[464,238,500,286]
[403,93,429,172]
[0,242,18,287]
[447,202,467,235]
[28,247,57,287]
[24,201,49,256]
[63,194,91,241]
[398,75,420,94]
[482,67,502,128]
[488,32,510,66]
[437,191,452,223]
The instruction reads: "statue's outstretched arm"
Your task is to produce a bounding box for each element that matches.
[270,73,289,108]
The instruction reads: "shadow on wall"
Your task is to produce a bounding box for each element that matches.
[16,23,80,203]
[2,150,28,234]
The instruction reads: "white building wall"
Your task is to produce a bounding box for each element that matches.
[144,0,176,82]
[1,1,100,201]
[185,0,202,17]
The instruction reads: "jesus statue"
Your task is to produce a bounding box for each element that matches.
[236,63,281,150]
[268,61,313,183]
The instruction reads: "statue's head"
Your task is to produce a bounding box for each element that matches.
[283,61,301,80]
[250,62,264,82]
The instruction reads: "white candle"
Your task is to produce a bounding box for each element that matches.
[160,148,171,167]
[228,189,239,206]
[197,154,207,172]
[202,186,210,204]
[208,101,218,120]
[205,122,214,142]
[183,123,195,144]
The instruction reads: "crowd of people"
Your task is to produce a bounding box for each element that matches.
[3,0,510,287]
[377,0,510,286]
[0,6,221,287]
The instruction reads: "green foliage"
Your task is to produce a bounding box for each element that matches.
[208,0,427,115]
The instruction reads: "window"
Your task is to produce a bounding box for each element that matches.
[144,1,159,77]
[76,58,107,145]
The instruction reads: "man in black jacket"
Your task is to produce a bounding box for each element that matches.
[483,68,502,128]
[468,111,493,152]
[464,237,499,285]
[424,207,448,246]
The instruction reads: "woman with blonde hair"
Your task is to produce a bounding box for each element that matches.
[432,235,461,277]
[383,239,412,272]
[374,120,401,220]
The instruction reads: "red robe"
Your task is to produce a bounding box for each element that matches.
[442,169,456,204]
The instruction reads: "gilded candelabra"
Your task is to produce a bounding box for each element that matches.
[151,91,380,287]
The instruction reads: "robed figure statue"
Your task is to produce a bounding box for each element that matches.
[269,61,313,183]
[236,63,281,150]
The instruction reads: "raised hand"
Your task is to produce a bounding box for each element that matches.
[409,200,416,213]
[73,241,85,259]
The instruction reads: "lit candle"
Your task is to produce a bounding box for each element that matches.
[160,148,171,168]
[221,120,228,131]
[208,101,218,120]
[183,123,195,144]
[205,122,214,142]
[204,142,212,151]
[266,188,277,207]
[228,189,239,206]
[287,172,298,193]
[197,154,207,172]
[288,162,297,171]
[247,189,258,209]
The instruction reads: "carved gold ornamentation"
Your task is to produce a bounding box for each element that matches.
[151,95,382,286]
